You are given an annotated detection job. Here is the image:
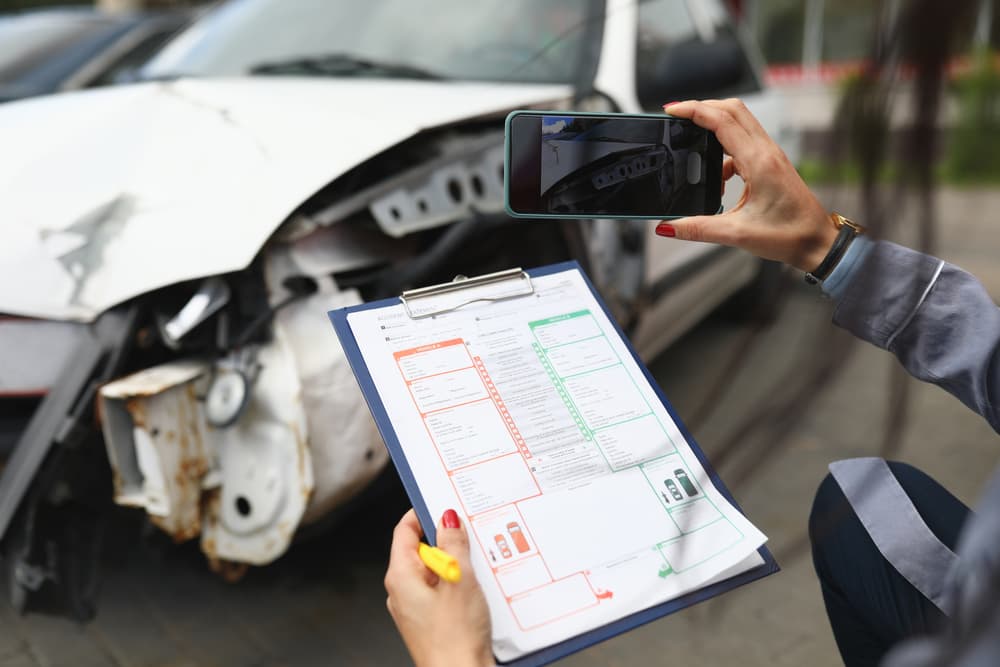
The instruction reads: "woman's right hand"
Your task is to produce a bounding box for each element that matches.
[659,99,837,273]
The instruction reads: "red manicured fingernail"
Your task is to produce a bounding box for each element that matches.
[663,101,679,108]
[656,223,676,237]
[442,509,460,529]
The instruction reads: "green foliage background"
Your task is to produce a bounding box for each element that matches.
[946,49,1000,182]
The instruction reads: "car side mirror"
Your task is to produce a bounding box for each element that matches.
[637,38,747,105]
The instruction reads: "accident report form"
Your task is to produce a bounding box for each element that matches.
[335,265,770,665]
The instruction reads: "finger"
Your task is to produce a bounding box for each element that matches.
[723,157,736,182]
[655,212,744,247]
[663,101,754,161]
[435,509,473,580]
[386,509,432,593]
[703,98,769,140]
[389,509,423,568]
[721,157,736,197]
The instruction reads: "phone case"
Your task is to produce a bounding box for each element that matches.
[503,109,724,221]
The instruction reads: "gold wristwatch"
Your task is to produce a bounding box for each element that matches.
[804,213,866,285]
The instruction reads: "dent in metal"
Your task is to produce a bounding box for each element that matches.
[39,195,135,308]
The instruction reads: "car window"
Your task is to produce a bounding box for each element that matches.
[0,13,111,82]
[635,0,760,111]
[87,24,186,88]
[143,0,602,85]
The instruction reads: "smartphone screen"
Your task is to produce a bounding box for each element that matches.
[506,112,722,218]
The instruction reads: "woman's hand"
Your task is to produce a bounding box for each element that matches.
[659,99,837,273]
[385,509,493,667]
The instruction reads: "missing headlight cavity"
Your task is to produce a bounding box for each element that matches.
[294,121,507,238]
[355,219,585,301]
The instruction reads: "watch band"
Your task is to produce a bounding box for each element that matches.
[804,213,865,285]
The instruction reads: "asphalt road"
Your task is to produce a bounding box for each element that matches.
[2,187,999,667]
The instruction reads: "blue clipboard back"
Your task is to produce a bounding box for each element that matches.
[329,261,778,667]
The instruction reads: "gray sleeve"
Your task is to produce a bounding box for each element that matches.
[832,240,1000,434]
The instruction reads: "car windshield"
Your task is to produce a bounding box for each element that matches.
[0,12,113,83]
[143,0,600,84]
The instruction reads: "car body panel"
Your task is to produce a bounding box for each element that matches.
[0,77,570,322]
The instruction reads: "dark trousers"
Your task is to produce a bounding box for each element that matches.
[809,462,971,667]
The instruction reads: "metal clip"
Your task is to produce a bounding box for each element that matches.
[399,267,534,319]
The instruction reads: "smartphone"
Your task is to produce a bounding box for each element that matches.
[505,110,723,219]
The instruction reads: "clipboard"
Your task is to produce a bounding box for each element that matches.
[329,261,778,667]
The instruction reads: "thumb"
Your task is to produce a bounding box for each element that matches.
[655,214,741,247]
[436,508,471,567]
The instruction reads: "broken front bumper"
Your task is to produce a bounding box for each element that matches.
[99,285,386,568]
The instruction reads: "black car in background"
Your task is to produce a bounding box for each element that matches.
[0,7,189,103]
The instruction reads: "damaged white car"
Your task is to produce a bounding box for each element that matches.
[0,0,796,617]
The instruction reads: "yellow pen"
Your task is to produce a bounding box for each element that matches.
[419,543,462,583]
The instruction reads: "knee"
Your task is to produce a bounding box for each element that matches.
[884,460,933,494]
[808,462,930,544]
[808,472,845,547]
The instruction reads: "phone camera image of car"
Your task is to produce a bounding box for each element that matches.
[507,112,725,219]
[674,469,698,497]
[507,521,530,553]
[664,479,684,501]
[495,534,513,559]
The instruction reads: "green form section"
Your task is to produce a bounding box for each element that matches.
[530,309,674,471]
[638,459,745,575]
[528,310,590,329]
[529,309,746,580]
[532,342,591,442]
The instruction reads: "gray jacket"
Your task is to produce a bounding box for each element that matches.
[830,240,1000,666]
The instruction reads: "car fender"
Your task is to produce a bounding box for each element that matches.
[0,77,571,322]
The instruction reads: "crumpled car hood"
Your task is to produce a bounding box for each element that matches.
[0,77,570,322]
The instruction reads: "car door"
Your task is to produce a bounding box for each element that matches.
[593,0,798,358]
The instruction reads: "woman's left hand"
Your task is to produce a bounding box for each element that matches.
[385,508,493,667]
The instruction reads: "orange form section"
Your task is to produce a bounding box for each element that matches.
[393,337,599,628]
[394,339,468,380]
[473,355,531,459]
[496,556,553,598]
[393,338,465,360]
[508,574,600,630]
